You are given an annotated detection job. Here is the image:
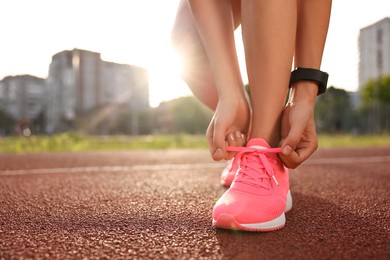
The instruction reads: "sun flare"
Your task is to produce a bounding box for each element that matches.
[147,48,191,107]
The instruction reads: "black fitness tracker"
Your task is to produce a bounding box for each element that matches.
[289,67,329,95]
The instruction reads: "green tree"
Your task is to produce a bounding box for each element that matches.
[0,109,16,135]
[314,86,353,133]
[359,75,390,133]
[361,76,390,106]
[158,96,213,134]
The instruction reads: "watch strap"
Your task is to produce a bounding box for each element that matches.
[289,67,329,95]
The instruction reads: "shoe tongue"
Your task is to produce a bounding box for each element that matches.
[246,138,271,149]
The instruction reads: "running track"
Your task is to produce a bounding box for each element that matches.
[0,148,389,259]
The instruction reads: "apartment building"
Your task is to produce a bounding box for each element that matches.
[359,17,390,89]
[46,49,149,134]
[0,75,45,121]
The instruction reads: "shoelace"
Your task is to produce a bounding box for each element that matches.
[227,146,282,189]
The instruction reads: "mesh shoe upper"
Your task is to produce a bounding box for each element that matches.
[213,138,290,228]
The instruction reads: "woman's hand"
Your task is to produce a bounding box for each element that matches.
[279,82,318,168]
[206,95,250,161]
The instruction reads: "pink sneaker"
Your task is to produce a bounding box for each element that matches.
[212,138,292,232]
[220,159,238,187]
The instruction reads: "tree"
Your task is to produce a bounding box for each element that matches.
[0,109,16,135]
[361,76,390,106]
[156,96,213,134]
[359,75,390,133]
[314,86,353,133]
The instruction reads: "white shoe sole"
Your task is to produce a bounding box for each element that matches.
[213,190,293,232]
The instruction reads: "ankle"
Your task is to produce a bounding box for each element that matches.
[248,135,280,148]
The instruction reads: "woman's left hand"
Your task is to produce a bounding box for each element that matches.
[279,83,319,168]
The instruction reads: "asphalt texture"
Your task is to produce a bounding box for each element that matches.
[0,148,389,259]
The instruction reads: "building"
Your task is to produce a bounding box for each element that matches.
[46,49,149,134]
[359,17,390,89]
[0,75,45,122]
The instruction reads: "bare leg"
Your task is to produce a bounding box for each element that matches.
[279,0,332,168]
[171,0,218,110]
[172,0,242,111]
[241,0,297,147]
[172,0,248,159]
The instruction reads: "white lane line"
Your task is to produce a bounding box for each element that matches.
[0,155,389,176]
[0,163,226,176]
[305,155,390,165]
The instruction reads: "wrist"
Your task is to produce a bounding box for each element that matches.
[289,81,317,106]
[218,85,246,101]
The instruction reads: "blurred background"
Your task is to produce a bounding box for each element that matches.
[0,0,389,140]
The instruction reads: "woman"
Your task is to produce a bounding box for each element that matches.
[171,0,332,231]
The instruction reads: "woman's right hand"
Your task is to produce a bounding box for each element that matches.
[206,95,250,161]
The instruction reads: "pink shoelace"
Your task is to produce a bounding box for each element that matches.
[227,146,282,189]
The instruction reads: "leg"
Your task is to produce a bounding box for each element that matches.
[171,0,219,110]
[171,0,243,111]
[241,0,297,147]
[279,0,332,168]
[172,0,248,158]
[213,2,297,231]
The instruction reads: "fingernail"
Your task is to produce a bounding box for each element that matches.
[283,145,292,155]
[229,133,235,141]
[235,131,242,139]
[214,148,223,158]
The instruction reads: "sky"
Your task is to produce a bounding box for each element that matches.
[0,0,389,107]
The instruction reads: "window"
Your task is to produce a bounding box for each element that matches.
[376,28,383,72]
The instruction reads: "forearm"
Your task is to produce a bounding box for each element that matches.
[292,0,332,103]
[295,0,332,69]
[187,0,243,98]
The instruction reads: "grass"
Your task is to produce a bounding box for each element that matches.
[0,133,208,154]
[0,133,389,154]
[318,134,390,149]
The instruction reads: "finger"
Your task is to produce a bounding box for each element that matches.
[279,136,318,168]
[235,131,246,147]
[281,118,307,155]
[226,132,237,160]
[278,138,296,168]
[206,121,216,157]
[212,120,227,161]
[295,144,317,163]
[294,134,318,162]
[279,146,304,169]
[227,132,237,147]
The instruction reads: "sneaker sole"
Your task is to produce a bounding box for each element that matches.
[212,212,286,232]
[212,190,293,232]
[285,190,293,213]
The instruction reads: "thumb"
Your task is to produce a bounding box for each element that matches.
[282,120,306,155]
[212,121,227,161]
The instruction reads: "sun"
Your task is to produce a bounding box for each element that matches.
[147,48,192,107]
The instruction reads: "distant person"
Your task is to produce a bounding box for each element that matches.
[172,0,331,231]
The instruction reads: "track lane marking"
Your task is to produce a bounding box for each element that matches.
[0,156,389,176]
[0,163,226,176]
[304,155,390,165]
